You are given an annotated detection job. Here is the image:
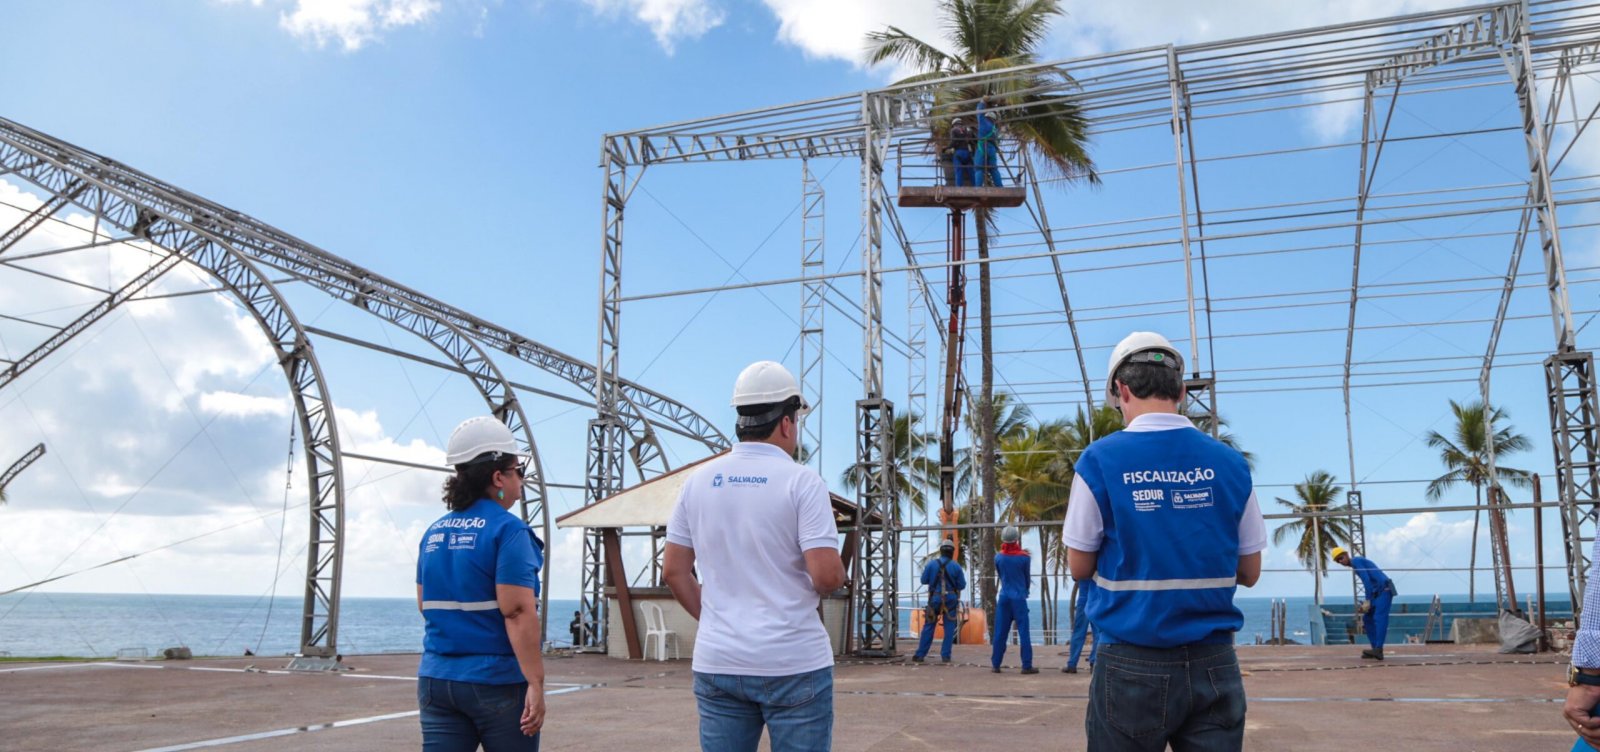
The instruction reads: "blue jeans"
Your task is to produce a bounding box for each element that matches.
[991,596,1032,669]
[693,666,833,752]
[1068,608,1099,670]
[1364,590,1393,651]
[418,676,540,752]
[1087,643,1245,752]
[915,599,959,661]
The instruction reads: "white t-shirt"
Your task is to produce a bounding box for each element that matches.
[1063,412,1268,555]
[666,441,839,676]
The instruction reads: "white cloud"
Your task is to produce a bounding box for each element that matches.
[199,391,293,419]
[585,0,725,54]
[275,0,443,51]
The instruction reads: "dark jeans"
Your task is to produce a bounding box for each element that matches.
[693,666,833,752]
[1086,643,1245,752]
[418,676,540,752]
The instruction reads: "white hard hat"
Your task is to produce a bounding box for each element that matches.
[730,360,812,427]
[445,416,526,466]
[1105,331,1183,408]
[1002,525,1020,543]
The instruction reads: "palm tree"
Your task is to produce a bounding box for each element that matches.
[1424,399,1533,603]
[998,419,1071,641]
[1188,409,1254,468]
[869,0,1097,626]
[1272,471,1355,603]
[839,412,940,518]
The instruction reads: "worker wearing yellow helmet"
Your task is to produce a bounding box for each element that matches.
[1332,546,1397,661]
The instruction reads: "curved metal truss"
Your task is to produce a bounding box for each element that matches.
[0,148,349,656]
[0,115,727,658]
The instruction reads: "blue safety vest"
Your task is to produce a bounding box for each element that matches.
[416,498,544,684]
[1077,427,1252,647]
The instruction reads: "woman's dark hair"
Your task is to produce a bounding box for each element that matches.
[442,454,518,511]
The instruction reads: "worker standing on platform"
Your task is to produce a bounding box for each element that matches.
[1063,578,1098,674]
[991,525,1037,674]
[913,539,966,664]
[975,98,1003,187]
[417,416,546,750]
[1332,547,1396,661]
[664,360,845,752]
[1064,331,1267,751]
[950,117,977,187]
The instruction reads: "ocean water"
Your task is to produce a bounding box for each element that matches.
[0,591,1485,658]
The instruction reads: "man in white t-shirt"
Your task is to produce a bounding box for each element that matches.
[664,360,846,752]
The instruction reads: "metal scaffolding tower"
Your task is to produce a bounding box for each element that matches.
[801,161,826,469]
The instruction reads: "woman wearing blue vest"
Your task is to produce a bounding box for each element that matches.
[1064,332,1267,751]
[991,525,1037,673]
[417,417,547,751]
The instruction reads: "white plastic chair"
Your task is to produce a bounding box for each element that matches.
[641,601,680,661]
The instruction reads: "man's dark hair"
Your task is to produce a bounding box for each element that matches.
[442,455,519,511]
[1113,360,1183,403]
[735,396,802,442]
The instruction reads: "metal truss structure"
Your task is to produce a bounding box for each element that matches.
[0,117,725,659]
[0,443,45,495]
[597,0,1600,644]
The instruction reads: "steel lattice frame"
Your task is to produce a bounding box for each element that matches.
[595,0,1600,637]
[0,115,727,658]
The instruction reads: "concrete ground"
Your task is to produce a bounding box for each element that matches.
[0,644,1574,751]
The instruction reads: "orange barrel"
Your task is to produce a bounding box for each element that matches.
[909,605,989,644]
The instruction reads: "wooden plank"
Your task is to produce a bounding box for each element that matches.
[602,528,643,660]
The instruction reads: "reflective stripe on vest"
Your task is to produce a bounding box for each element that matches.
[421,599,501,611]
[1093,574,1236,592]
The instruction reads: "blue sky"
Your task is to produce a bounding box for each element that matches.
[0,0,1588,623]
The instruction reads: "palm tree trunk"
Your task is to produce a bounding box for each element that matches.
[977,209,998,625]
[1038,527,1053,644]
[1468,485,1481,603]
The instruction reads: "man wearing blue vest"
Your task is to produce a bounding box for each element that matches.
[1332,547,1396,661]
[913,539,966,663]
[1064,331,1266,751]
[991,525,1038,673]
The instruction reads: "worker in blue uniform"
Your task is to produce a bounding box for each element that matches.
[1333,546,1397,661]
[950,118,976,187]
[991,525,1037,673]
[913,539,966,664]
[418,416,547,750]
[1063,578,1099,674]
[975,98,1003,187]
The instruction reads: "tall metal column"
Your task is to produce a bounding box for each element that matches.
[854,92,897,655]
[1167,47,1219,442]
[905,207,929,615]
[1502,1,1596,618]
[583,140,632,651]
[800,161,826,468]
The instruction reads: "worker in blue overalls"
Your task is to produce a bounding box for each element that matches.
[913,539,967,663]
[975,98,1003,187]
[1063,578,1099,674]
[950,117,977,187]
[1333,546,1397,661]
[991,525,1037,673]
